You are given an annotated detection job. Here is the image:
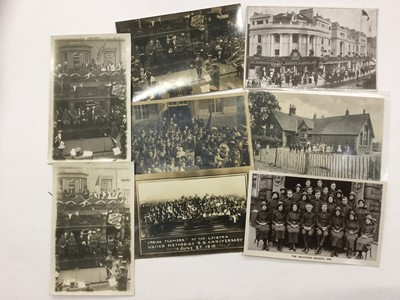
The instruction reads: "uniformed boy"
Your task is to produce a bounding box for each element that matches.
[315,203,331,254]
[301,202,315,254]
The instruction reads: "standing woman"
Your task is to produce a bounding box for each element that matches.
[344,211,359,258]
[330,207,344,257]
[355,215,376,259]
[355,199,369,230]
[268,191,280,213]
[326,194,337,216]
[272,201,286,251]
[286,202,301,252]
[254,201,271,251]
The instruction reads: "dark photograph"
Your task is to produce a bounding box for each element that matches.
[116,4,244,101]
[136,174,247,258]
[132,92,252,178]
[249,90,384,180]
[245,171,385,266]
[50,35,131,162]
[52,163,134,295]
[245,7,377,90]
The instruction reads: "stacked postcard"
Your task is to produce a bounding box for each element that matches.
[47,4,386,296]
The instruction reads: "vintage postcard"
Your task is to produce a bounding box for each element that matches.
[249,90,384,180]
[245,7,378,90]
[244,170,386,266]
[116,4,244,102]
[51,162,134,295]
[132,91,253,180]
[135,174,247,258]
[49,34,131,162]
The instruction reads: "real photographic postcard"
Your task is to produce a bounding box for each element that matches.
[245,7,378,90]
[249,90,384,180]
[132,91,253,180]
[135,174,247,258]
[244,170,386,267]
[51,162,134,295]
[49,34,131,162]
[116,4,244,102]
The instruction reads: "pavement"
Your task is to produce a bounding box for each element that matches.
[247,223,377,261]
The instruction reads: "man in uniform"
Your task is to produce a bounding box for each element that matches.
[301,203,315,253]
[268,191,279,213]
[302,179,313,193]
[283,189,295,212]
[193,53,204,79]
[314,179,324,194]
[293,184,302,202]
[321,186,330,203]
[315,203,332,254]
[116,265,128,291]
[311,190,324,214]
[340,196,352,219]
[105,250,114,279]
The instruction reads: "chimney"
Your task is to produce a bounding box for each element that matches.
[289,104,296,116]
[313,112,317,120]
[345,108,349,116]
[363,109,366,114]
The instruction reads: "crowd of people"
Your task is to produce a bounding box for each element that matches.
[140,194,246,237]
[130,32,244,97]
[248,65,375,88]
[132,115,250,174]
[287,141,355,155]
[253,178,377,259]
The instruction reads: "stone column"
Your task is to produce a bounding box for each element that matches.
[270,34,275,56]
[306,35,310,56]
[289,33,293,55]
[279,33,283,57]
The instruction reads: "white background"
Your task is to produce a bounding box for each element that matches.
[0,0,399,299]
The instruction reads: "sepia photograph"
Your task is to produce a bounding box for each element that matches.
[135,174,247,258]
[249,90,384,180]
[245,7,378,90]
[49,34,131,162]
[244,171,386,266]
[116,4,244,102]
[51,163,134,295]
[132,92,253,179]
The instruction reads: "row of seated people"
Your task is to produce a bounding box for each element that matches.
[254,199,375,259]
[57,230,130,261]
[59,187,126,208]
[55,104,126,131]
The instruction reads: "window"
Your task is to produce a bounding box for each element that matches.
[292,34,298,43]
[208,99,223,113]
[104,51,116,66]
[101,179,112,191]
[257,20,263,25]
[134,105,149,120]
[167,101,188,107]
[256,45,262,55]
[275,34,280,43]
[258,35,262,43]
[275,49,280,56]
[269,124,274,129]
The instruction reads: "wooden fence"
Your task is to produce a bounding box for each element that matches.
[259,148,381,180]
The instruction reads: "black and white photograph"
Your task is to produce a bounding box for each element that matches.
[116,4,244,102]
[249,90,384,180]
[136,174,247,258]
[132,92,253,179]
[51,163,134,295]
[49,35,131,162]
[245,7,377,90]
[244,171,386,266]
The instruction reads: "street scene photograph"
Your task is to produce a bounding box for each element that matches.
[50,35,131,162]
[136,174,247,257]
[116,4,244,102]
[245,7,377,90]
[52,163,134,295]
[131,92,252,177]
[249,90,384,180]
[244,171,385,266]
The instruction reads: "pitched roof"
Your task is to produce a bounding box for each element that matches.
[309,114,374,137]
[272,110,314,132]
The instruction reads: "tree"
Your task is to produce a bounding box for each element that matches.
[248,91,281,136]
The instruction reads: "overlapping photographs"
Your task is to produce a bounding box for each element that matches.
[244,171,386,266]
[245,7,378,90]
[135,174,247,258]
[51,163,134,295]
[249,90,384,180]
[49,35,131,162]
[116,4,244,102]
[132,92,253,180]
